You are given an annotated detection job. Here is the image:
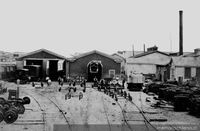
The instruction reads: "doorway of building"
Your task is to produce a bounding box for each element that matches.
[87,60,102,82]
[49,60,58,81]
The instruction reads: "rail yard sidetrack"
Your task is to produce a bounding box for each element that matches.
[0,82,200,131]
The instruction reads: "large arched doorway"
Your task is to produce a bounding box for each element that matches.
[87,60,102,82]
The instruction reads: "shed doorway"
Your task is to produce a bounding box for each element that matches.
[49,60,58,81]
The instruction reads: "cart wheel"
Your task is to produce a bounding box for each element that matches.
[3,103,10,111]
[17,105,25,114]
[4,110,18,124]
[23,97,31,104]
[0,98,5,105]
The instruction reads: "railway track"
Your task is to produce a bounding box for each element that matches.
[137,92,182,131]
[96,83,186,131]
[116,97,143,131]
[83,88,92,125]
[94,87,158,131]
[37,92,71,125]
[116,90,183,131]
[101,96,112,131]
[22,90,72,131]
[50,95,75,124]
[20,91,46,131]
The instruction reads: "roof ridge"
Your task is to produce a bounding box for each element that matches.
[70,50,121,63]
[17,48,69,60]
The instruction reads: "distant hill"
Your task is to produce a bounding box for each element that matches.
[0,50,26,62]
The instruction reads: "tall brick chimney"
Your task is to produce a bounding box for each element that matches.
[179,10,183,55]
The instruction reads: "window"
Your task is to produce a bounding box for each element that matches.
[3,67,6,72]
[196,67,200,78]
[0,67,4,72]
[185,67,191,79]
[7,67,10,72]
[109,69,115,78]
[10,66,14,71]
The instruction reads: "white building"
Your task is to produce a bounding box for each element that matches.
[170,48,200,83]
[126,46,171,81]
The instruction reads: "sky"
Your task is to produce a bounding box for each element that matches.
[0,0,200,57]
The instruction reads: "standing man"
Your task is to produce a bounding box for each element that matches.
[58,76,61,85]
[122,78,125,88]
[93,76,98,87]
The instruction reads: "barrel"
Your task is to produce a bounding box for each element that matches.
[174,95,189,111]
[188,95,200,115]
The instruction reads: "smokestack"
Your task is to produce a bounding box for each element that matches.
[179,10,183,55]
[143,44,146,53]
[132,44,134,56]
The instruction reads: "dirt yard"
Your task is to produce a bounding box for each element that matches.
[0,82,200,131]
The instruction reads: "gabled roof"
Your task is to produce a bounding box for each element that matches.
[116,51,144,59]
[70,50,122,63]
[183,53,200,57]
[127,51,171,66]
[127,57,171,65]
[172,56,200,67]
[17,48,69,60]
[130,50,169,58]
[112,53,126,61]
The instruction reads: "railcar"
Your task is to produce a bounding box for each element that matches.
[15,65,41,83]
[127,73,144,91]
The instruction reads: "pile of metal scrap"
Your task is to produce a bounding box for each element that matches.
[144,82,200,115]
[143,82,178,96]
[0,96,30,124]
[159,86,192,102]
[188,89,200,115]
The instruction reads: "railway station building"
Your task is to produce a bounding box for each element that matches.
[126,46,172,82]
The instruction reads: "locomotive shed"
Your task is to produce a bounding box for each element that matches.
[16,49,122,82]
[16,49,69,81]
[69,50,121,81]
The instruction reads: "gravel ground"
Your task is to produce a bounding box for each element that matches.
[0,82,200,131]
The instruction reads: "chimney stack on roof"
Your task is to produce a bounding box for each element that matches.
[194,48,200,55]
[179,10,183,56]
[147,45,158,52]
